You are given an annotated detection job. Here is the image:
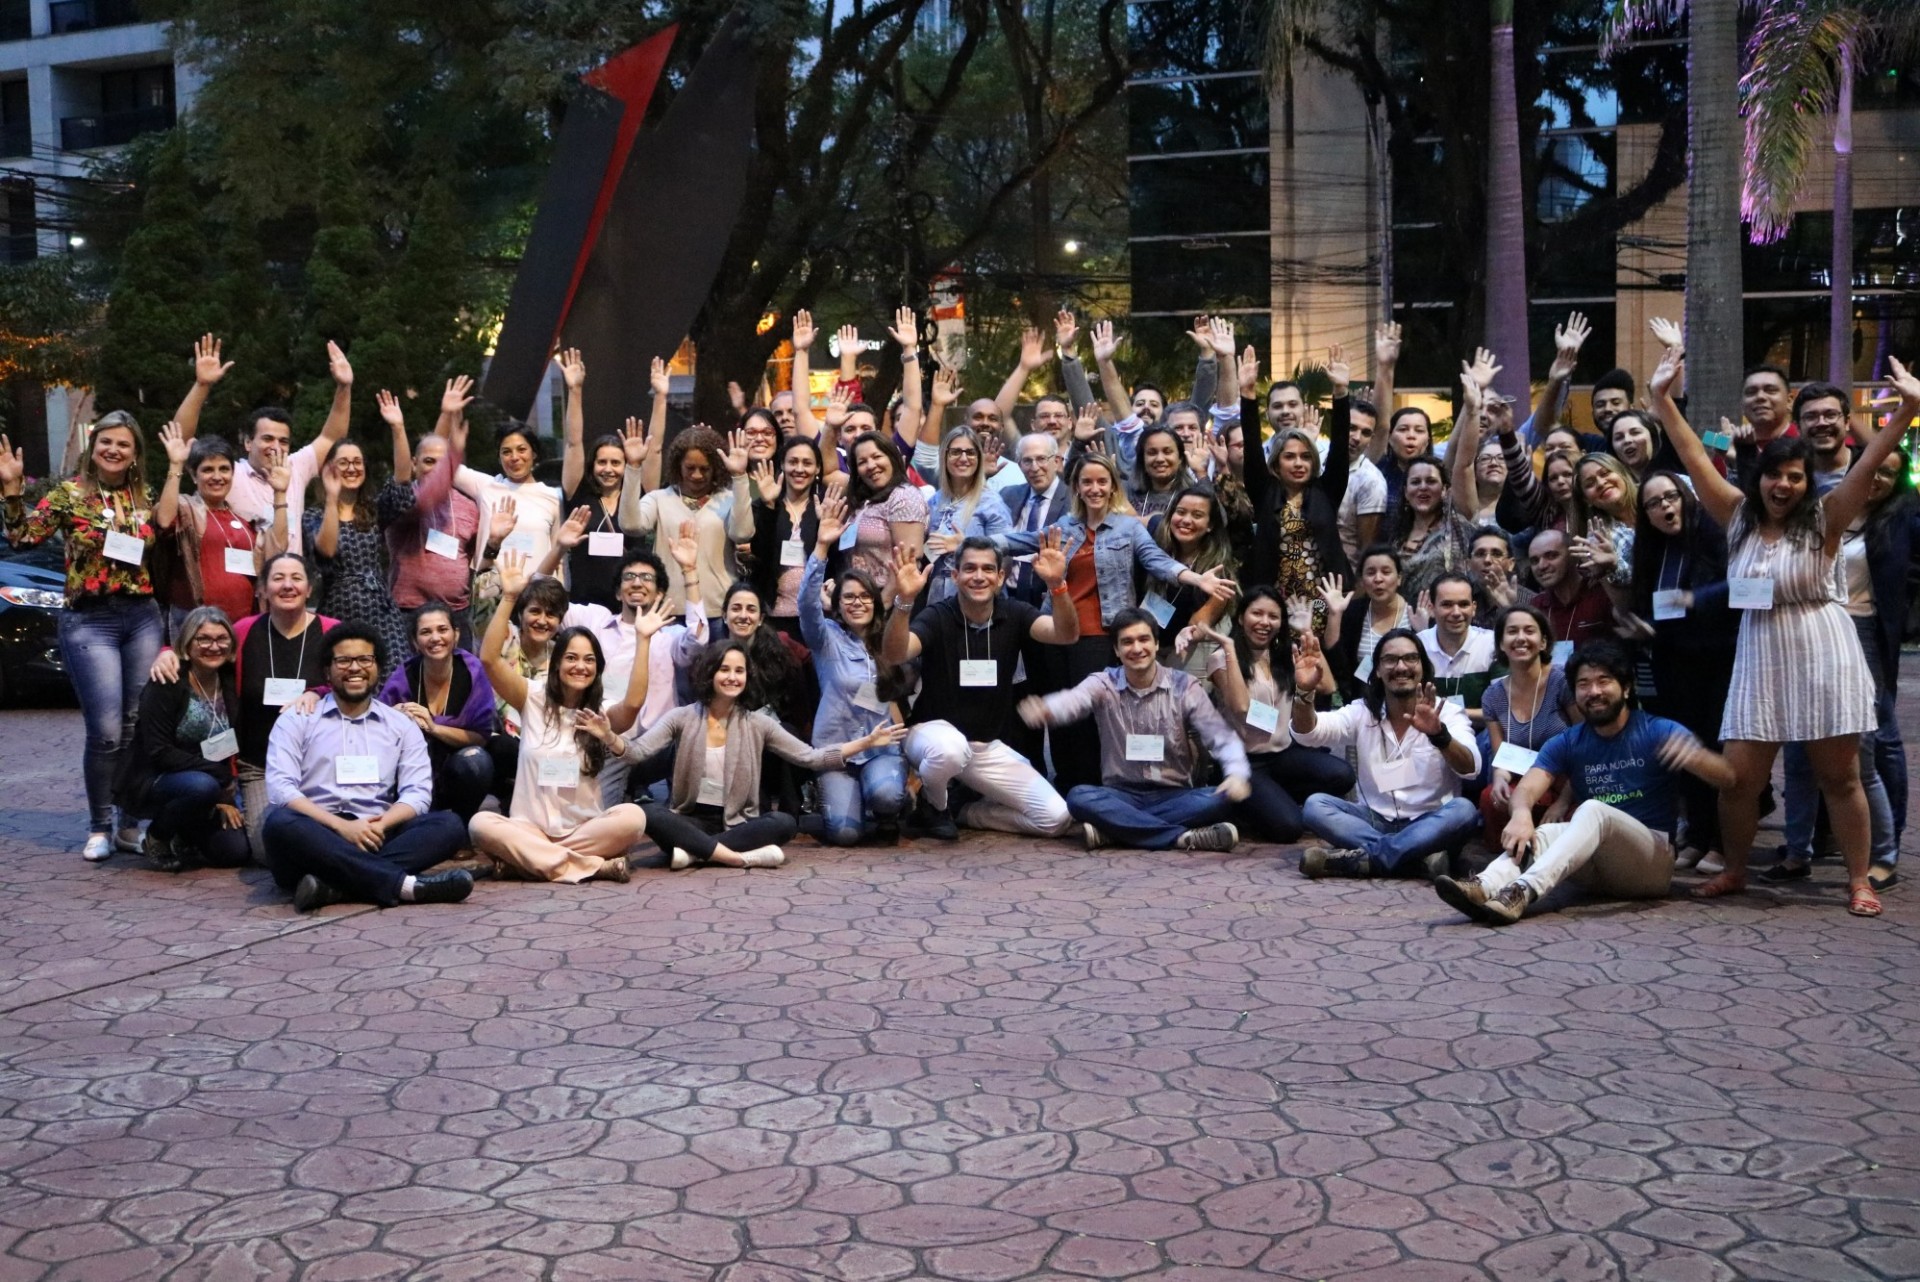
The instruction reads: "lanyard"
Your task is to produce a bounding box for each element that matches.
[189,674,230,733]
[268,617,312,683]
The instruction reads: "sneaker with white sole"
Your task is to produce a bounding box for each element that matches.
[82,833,113,863]
[1175,822,1239,852]
[114,824,144,853]
[1695,851,1726,876]
[1083,823,1112,851]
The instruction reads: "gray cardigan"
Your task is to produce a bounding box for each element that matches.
[629,704,845,826]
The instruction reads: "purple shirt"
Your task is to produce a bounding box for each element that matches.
[265,695,434,820]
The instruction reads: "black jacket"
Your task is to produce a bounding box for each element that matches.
[115,669,240,818]
[1240,394,1353,589]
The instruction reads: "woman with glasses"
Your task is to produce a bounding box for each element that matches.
[306,439,409,662]
[922,427,1012,605]
[378,602,497,822]
[2,412,182,861]
[746,435,825,640]
[801,495,914,844]
[116,606,252,871]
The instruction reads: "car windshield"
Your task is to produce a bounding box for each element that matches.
[0,531,64,572]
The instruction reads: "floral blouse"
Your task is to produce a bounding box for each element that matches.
[5,480,157,602]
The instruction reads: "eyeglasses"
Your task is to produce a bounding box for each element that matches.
[1377,655,1422,670]
[947,449,979,459]
[190,635,231,649]
[620,572,659,585]
[331,655,379,670]
[1643,492,1685,510]
[839,593,872,605]
[1800,410,1847,426]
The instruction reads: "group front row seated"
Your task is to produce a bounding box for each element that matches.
[107,522,1767,928]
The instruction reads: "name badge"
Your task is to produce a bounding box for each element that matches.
[588,530,624,558]
[425,528,462,560]
[1141,592,1175,628]
[501,530,538,555]
[335,755,380,785]
[780,538,806,568]
[1444,694,1467,710]
[1246,699,1281,733]
[837,523,859,551]
[1551,640,1574,666]
[1491,741,1539,776]
[103,530,145,565]
[1125,734,1165,763]
[1652,589,1688,621]
[200,728,238,762]
[261,677,306,707]
[1729,577,1774,610]
[223,546,256,577]
[1355,654,1374,683]
[959,659,997,687]
[536,753,580,788]
[851,680,886,713]
[1703,430,1735,452]
[697,775,725,807]
[1374,754,1419,791]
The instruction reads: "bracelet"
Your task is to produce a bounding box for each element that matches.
[891,597,913,611]
[1426,728,1453,750]
[1048,583,1070,596]
[901,351,919,362]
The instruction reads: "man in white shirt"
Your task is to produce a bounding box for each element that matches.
[1415,572,1497,723]
[1289,628,1481,880]
[174,338,354,555]
[1337,398,1388,566]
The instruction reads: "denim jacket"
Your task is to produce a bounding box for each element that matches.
[925,489,1014,605]
[1005,512,1187,627]
[798,554,899,765]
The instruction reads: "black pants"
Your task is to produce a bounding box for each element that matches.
[429,741,493,821]
[1647,639,1735,849]
[1232,744,1358,843]
[261,808,468,906]
[1049,634,1114,793]
[641,803,797,862]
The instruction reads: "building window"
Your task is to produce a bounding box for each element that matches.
[61,64,175,150]
[1,183,35,264]
[48,0,142,35]
[0,80,27,161]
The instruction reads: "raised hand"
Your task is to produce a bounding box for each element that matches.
[488,494,518,545]
[1072,403,1102,443]
[1409,682,1445,736]
[1648,344,1685,399]
[1285,595,1317,634]
[635,595,675,640]
[266,450,291,496]
[159,420,190,468]
[1291,631,1326,691]
[498,547,530,598]
[554,347,585,390]
[925,531,962,557]
[320,459,343,502]
[667,519,700,572]
[834,324,861,364]
[823,382,854,429]
[930,367,961,410]
[751,459,780,506]
[1723,417,1753,449]
[0,434,22,495]
[1301,404,1324,437]
[1019,327,1049,372]
[1317,572,1350,615]
[814,491,848,548]
[622,416,651,467]
[1648,316,1684,351]
[1194,568,1238,604]
[1466,346,1501,391]
[792,310,816,352]
[650,356,671,398]
[575,707,617,748]
[1374,321,1403,369]
[1053,309,1079,353]
[1549,311,1591,381]
[193,334,233,386]
[1886,354,1920,405]
[728,380,748,414]
[1206,316,1236,361]
[1412,589,1432,631]
[1091,320,1120,364]
[556,505,592,550]
[1206,427,1229,473]
[1326,342,1351,395]
[889,305,920,353]
[326,339,353,387]
[723,428,750,477]
[1237,344,1260,397]
[1187,315,1214,352]
[890,540,928,602]
[376,389,405,430]
[441,375,474,418]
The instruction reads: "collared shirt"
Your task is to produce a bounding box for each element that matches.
[265,694,433,820]
[1040,663,1250,790]
[1532,583,1613,651]
[1417,625,1496,678]
[1293,698,1479,822]
[566,600,709,733]
[229,443,321,554]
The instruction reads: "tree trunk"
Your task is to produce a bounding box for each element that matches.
[1684,0,1743,428]
[1829,38,1854,389]
[1483,3,1530,406]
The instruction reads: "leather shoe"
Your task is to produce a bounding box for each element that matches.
[410,869,474,905]
[293,875,346,913]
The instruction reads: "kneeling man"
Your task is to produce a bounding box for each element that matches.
[1434,641,1735,924]
[1021,607,1249,851]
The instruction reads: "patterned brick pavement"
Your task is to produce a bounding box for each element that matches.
[0,692,1916,1281]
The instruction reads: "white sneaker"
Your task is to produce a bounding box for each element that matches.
[82,833,113,863]
[1695,851,1726,876]
[739,846,786,868]
[669,848,694,871]
[1672,847,1703,871]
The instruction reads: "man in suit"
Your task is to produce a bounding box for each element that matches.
[999,425,1072,766]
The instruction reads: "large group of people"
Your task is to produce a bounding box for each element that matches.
[2,307,1913,927]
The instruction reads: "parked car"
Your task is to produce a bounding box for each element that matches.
[0,533,68,705]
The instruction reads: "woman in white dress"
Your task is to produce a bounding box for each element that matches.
[1648,337,1919,915]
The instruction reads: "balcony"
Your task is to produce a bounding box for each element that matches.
[60,102,171,150]
[48,0,142,34]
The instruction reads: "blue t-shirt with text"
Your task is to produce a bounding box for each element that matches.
[1533,711,1687,834]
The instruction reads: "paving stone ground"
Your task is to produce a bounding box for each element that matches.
[0,670,1917,1282]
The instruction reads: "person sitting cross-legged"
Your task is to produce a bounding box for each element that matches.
[1019,607,1251,852]
[1435,641,1738,924]
[1290,627,1481,879]
[262,622,472,911]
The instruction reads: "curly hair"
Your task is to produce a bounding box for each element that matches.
[1737,435,1825,549]
[667,425,729,499]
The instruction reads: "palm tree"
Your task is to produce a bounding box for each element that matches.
[1483,0,1530,406]
[1742,2,1920,386]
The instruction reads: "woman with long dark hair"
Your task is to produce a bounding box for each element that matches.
[1476,603,1578,846]
[1157,485,1238,669]
[747,434,823,640]
[379,383,487,643]
[835,430,928,601]
[1129,424,1199,522]
[378,602,496,822]
[1647,339,1918,915]
[1323,545,1419,701]
[1388,455,1475,604]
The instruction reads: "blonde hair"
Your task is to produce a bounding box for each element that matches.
[1069,453,1135,523]
[82,411,149,498]
[1571,452,1637,534]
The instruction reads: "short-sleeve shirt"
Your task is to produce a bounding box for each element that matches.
[908,597,1040,743]
[1533,710,1688,834]
[852,485,929,596]
[1481,667,1575,754]
[1338,454,1388,567]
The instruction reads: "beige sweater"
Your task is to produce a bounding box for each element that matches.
[629,704,845,826]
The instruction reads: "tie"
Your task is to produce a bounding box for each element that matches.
[1015,489,1045,590]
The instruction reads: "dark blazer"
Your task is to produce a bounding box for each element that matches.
[1240,393,1353,588]
[115,668,241,818]
[999,479,1069,531]
[747,492,820,606]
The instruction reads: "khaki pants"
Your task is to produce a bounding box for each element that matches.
[1479,798,1674,904]
[468,804,647,883]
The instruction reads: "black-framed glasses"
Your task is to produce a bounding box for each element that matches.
[621,572,659,585]
[1377,654,1422,670]
[1643,492,1685,510]
[331,655,379,670]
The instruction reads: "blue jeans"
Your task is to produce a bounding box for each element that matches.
[1872,680,1908,848]
[1302,794,1479,874]
[144,770,252,867]
[262,807,468,907]
[1066,781,1232,850]
[1783,737,1896,865]
[59,596,164,832]
[817,753,909,846]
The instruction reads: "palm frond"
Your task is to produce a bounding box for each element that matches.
[1601,0,1687,57]
[1258,0,1347,93]
[1859,0,1920,62]
[1740,2,1869,242]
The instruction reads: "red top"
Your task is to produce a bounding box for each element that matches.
[1066,539,1104,637]
[195,508,259,621]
